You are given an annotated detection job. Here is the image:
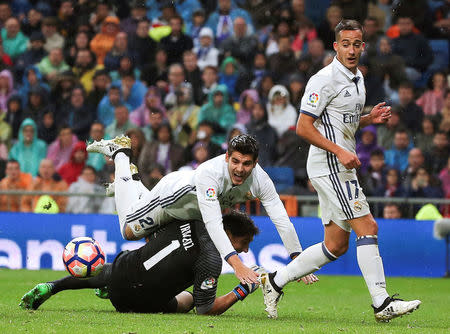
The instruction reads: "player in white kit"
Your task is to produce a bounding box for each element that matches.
[87,134,317,286]
[259,20,421,322]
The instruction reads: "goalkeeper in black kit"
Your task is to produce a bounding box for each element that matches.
[20,211,262,315]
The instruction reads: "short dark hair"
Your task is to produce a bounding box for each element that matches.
[58,124,72,135]
[222,210,259,237]
[227,134,259,161]
[370,149,384,158]
[7,159,19,166]
[83,165,96,175]
[398,81,414,91]
[335,19,363,41]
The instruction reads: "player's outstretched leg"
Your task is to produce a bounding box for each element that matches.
[19,283,53,310]
[86,134,131,158]
[373,295,421,322]
[105,163,150,199]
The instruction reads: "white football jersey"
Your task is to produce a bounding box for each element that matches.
[143,154,302,260]
[299,57,366,178]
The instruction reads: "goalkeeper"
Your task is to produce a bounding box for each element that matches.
[20,211,264,315]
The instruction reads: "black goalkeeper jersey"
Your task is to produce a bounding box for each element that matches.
[108,220,222,314]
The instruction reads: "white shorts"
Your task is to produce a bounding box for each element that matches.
[310,170,370,232]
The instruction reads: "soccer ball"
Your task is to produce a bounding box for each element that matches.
[63,237,105,278]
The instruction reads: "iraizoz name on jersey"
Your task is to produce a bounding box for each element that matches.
[179,223,194,250]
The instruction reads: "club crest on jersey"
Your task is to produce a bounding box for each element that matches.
[245,191,254,200]
[354,201,362,212]
[205,187,216,201]
[201,277,216,290]
[307,93,319,107]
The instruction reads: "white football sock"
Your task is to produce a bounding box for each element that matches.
[356,236,389,308]
[114,152,139,238]
[274,242,337,288]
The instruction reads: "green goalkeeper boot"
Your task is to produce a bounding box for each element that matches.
[19,283,53,310]
[94,286,110,299]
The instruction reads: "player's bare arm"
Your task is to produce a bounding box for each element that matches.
[296,113,361,169]
[359,102,392,128]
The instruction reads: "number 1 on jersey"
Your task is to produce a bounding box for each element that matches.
[345,180,359,200]
[143,240,180,271]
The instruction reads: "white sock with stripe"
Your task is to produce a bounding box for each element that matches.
[114,152,139,238]
[356,235,389,308]
[274,242,337,288]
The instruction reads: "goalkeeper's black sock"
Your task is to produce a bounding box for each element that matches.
[232,283,249,301]
[269,272,283,294]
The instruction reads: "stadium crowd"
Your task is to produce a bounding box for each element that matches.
[0,0,448,218]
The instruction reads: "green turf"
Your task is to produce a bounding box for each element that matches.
[1,269,449,334]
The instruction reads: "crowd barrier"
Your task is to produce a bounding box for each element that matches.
[0,213,445,278]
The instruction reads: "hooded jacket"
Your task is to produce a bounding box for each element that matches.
[90,16,120,65]
[237,89,259,125]
[356,125,383,174]
[129,86,166,127]
[18,66,51,106]
[97,82,133,127]
[58,141,87,185]
[197,84,236,145]
[9,118,47,176]
[266,85,298,137]
[218,56,239,102]
[0,69,16,113]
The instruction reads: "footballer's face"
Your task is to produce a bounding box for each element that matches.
[227,232,253,253]
[334,29,364,74]
[225,151,257,186]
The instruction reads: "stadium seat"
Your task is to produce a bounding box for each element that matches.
[264,167,295,193]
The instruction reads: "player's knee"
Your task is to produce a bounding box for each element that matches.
[325,240,348,257]
[122,225,139,241]
[364,217,378,236]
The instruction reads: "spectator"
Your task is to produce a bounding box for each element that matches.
[267,35,297,84]
[5,95,22,140]
[21,158,68,212]
[21,8,43,37]
[182,50,203,106]
[401,147,426,188]
[17,66,50,108]
[187,9,207,49]
[58,141,87,185]
[86,69,111,108]
[164,63,187,109]
[246,102,278,167]
[406,167,444,199]
[1,17,28,60]
[221,123,247,151]
[361,149,388,196]
[237,89,259,126]
[66,166,104,214]
[128,18,157,70]
[160,15,193,66]
[46,125,78,171]
[377,108,405,149]
[331,0,367,23]
[41,17,64,53]
[0,39,12,71]
[185,120,223,162]
[317,5,343,50]
[374,167,406,198]
[235,52,268,95]
[114,72,146,111]
[14,31,47,82]
[427,131,449,175]
[200,65,219,104]
[36,48,70,84]
[197,84,236,145]
[361,16,382,60]
[288,73,306,108]
[89,2,115,33]
[105,105,135,139]
[86,122,107,172]
[441,89,450,126]
[90,16,120,65]
[37,110,57,145]
[264,18,294,58]
[257,73,275,107]
[291,18,318,59]
[72,49,103,94]
[125,127,147,166]
[57,0,77,39]
[356,125,383,174]
[266,85,297,137]
[97,84,131,127]
[0,159,32,212]
[138,122,185,186]
[130,86,166,128]
[391,15,433,82]
[439,157,450,198]
[104,32,130,72]
[383,203,402,219]
[298,39,327,80]
[220,16,259,67]
[396,81,424,133]
[110,55,141,82]
[141,107,165,142]
[384,129,412,172]
[59,86,95,141]
[180,141,210,171]
[0,69,15,114]
[218,56,240,102]
[120,0,148,35]
[0,2,12,29]
[63,31,90,67]
[23,87,52,125]
[50,70,77,113]
[144,163,166,190]
[167,83,200,147]
[416,71,447,117]
[140,48,169,88]
[415,116,436,154]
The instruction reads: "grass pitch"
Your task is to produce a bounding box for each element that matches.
[1,269,449,334]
